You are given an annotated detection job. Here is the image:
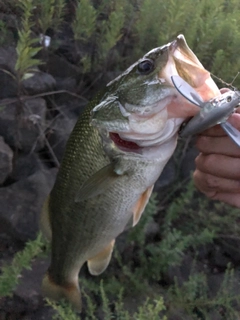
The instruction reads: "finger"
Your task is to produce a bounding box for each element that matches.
[235,106,240,114]
[195,153,240,180]
[205,191,240,208]
[228,112,240,129]
[220,88,231,94]
[198,124,226,137]
[193,169,240,194]
[196,135,240,157]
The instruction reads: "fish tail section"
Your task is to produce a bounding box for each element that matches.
[42,272,82,312]
[87,240,115,276]
[40,196,52,241]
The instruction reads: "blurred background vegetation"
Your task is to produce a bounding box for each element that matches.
[1,0,240,89]
[1,0,240,319]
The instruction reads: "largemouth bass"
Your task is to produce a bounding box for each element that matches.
[40,35,219,311]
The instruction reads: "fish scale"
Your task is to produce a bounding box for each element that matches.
[48,102,157,278]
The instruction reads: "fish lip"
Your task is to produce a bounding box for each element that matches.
[160,34,207,89]
[169,39,178,52]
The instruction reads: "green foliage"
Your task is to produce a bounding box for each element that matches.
[46,298,80,320]
[8,0,240,84]
[0,233,46,297]
[15,0,42,82]
[34,0,66,35]
[134,297,167,320]
[72,0,97,41]
[168,266,240,320]
[12,0,66,83]
[133,0,240,88]
[72,0,126,73]
[0,20,9,46]
[48,280,167,319]
[98,1,125,60]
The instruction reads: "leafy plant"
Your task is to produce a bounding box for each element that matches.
[15,0,42,83]
[33,0,66,37]
[0,233,46,297]
[72,0,126,73]
[168,266,240,320]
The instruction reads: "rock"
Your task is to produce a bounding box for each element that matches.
[0,46,17,72]
[11,152,46,181]
[0,69,18,99]
[0,168,57,242]
[26,306,56,320]
[0,258,56,319]
[0,13,19,46]
[46,53,80,79]
[0,47,18,99]
[22,72,56,95]
[46,113,77,161]
[14,258,50,311]
[0,136,13,184]
[55,76,77,92]
[0,98,47,152]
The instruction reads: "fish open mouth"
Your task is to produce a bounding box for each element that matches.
[98,35,220,153]
[161,34,219,98]
[109,132,141,150]
[109,35,220,152]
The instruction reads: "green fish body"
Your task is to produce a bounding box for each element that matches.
[40,35,219,311]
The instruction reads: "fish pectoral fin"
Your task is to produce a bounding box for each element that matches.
[39,196,52,241]
[75,164,120,202]
[42,272,82,312]
[87,240,115,276]
[132,186,154,227]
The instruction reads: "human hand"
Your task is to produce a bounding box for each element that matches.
[193,100,240,208]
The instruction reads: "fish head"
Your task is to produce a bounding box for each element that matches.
[91,35,220,159]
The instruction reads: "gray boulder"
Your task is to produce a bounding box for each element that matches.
[46,113,77,161]
[0,98,47,152]
[0,136,13,184]
[11,152,46,181]
[0,168,57,242]
[22,72,56,95]
[0,46,18,99]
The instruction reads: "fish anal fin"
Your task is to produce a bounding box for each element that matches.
[42,272,82,312]
[40,196,52,241]
[87,240,115,276]
[132,186,154,227]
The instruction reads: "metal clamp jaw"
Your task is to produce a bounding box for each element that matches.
[171,75,240,147]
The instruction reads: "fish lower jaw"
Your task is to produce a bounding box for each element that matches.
[109,118,182,154]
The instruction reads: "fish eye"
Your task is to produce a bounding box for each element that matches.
[137,59,154,75]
